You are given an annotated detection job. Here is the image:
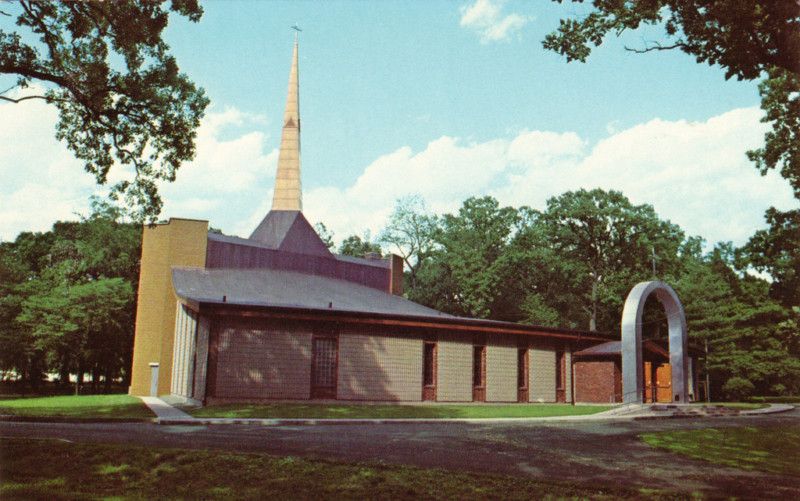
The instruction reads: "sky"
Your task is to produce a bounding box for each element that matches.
[1,0,797,249]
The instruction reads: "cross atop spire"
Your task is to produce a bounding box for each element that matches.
[271,34,302,211]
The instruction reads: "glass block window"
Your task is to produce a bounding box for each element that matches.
[313,337,337,388]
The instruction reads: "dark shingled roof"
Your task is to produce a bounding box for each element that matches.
[208,232,389,268]
[172,267,453,319]
[248,210,332,257]
[573,340,670,359]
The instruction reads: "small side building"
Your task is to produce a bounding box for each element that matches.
[573,340,700,403]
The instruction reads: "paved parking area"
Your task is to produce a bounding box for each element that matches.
[2,408,798,498]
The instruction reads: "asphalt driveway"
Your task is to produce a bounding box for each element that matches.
[2,409,798,498]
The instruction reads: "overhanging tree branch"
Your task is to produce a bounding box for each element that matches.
[0,94,57,103]
[0,1,208,221]
[624,41,688,53]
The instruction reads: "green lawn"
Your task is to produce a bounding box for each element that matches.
[0,394,154,420]
[641,426,800,476]
[190,403,613,419]
[689,402,767,410]
[0,438,660,500]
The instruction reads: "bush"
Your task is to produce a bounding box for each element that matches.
[722,377,755,401]
[770,383,787,395]
[746,395,800,404]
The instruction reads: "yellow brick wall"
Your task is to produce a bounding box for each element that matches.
[486,335,517,402]
[337,331,423,401]
[129,218,208,396]
[213,322,313,400]
[529,346,556,402]
[436,332,473,402]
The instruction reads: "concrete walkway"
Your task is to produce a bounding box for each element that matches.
[139,397,194,421]
[140,397,794,426]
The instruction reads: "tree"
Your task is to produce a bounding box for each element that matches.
[17,277,133,395]
[0,202,140,391]
[544,1,800,198]
[0,0,209,220]
[738,208,800,308]
[338,233,382,258]
[313,222,335,251]
[0,230,57,386]
[378,195,440,291]
[410,197,520,319]
[535,189,685,331]
[676,245,800,398]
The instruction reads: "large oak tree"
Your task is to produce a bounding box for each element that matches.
[0,0,209,220]
[544,1,800,199]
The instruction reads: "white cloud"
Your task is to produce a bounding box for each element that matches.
[2,92,794,252]
[159,104,278,224]
[0,91,277,241]
[0,87,95,240]
[460,0,529,43]
[304,107,797,248]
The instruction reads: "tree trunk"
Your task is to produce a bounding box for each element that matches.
[59,364,70,387]
[75,362,83,396]
[589,279,598,331]
[92,365,100,392]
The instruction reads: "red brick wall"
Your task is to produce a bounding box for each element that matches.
[574,360,620,403]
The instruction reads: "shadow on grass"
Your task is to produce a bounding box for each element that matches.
[0,438,658,500]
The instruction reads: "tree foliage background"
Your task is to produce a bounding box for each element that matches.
[0,200,140,393]
[364,191,800,400]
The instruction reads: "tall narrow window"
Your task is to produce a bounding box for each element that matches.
[424,343,435,386]
[555,350,566,403]
[311,336,337,399]
[422,341,437,401]
[517,348,529,403]
[472,344,486,402]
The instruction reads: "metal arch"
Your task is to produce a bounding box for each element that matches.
[621,281,688,404]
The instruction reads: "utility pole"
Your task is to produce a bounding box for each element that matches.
[705,338,711,402]
[651,246,657,277]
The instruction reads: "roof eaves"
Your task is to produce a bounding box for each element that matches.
[196,300,615,342]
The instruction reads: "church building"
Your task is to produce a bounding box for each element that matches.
[129,38,687,405]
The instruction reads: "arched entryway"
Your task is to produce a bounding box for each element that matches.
[621,281,688,404]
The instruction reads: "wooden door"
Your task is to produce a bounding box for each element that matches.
[311,336,338,399]
[656,364,672,403]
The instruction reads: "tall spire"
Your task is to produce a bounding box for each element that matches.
[271,34,302,211]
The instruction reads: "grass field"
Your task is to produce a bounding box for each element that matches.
[0,394,154,420]
[0,438,661,500]
[190,403,614,419]
[641,425,800,476]
[689,402,767,410]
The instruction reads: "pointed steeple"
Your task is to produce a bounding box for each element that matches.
[271,36,302,211]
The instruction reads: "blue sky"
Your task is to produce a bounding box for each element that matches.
[1,0,796,248]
